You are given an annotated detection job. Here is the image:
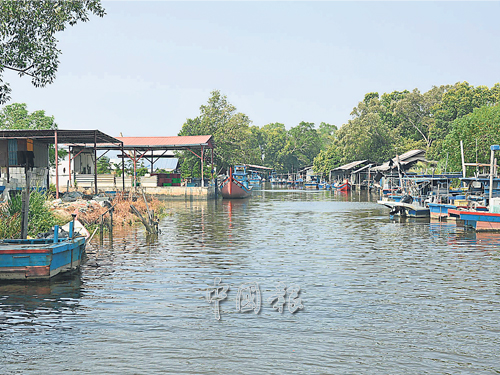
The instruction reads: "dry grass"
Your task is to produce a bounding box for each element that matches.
[57,192,168,227]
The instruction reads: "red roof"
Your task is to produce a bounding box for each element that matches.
[115,135,214,149]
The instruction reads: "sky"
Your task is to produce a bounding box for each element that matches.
[4,1,500,139]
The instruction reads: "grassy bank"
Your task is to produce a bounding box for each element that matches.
[0,191,169,239]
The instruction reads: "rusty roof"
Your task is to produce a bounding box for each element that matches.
[0,129,121,145]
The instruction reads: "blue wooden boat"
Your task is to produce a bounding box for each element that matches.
[0,222,87,281]
[304,175,320,189]
[248,170,262,186]
[428,202,457,220]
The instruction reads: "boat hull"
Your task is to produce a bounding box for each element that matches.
[427,203,456,220]
[377,200,430,218]
[335,182,351,192]
[0,237,86,280]
[220,179,252,199]
[460,211,500,231]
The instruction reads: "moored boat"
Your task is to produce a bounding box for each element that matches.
[459,211,500,231]
[334,180,351,192]
[0,221,87,281]
[378,199,430,218]
[220,166,252,199]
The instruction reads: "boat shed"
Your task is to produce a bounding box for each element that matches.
[75,135,216,189]
[371,149,427,173]
[0,129,122,199]
[330,160,372,184]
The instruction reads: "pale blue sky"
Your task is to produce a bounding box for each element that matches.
[5,1,500,138]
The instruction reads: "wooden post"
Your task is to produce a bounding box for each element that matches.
[489,147,495,204]
[55,130,59,199]
[68,146,72,188]
[121,144,125,191]
[460,140,466,178]
[94,132,98,195]
[201,145,205,187]
[21,171,31,239]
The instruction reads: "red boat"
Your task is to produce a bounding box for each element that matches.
[334,180,351,192]
[220,166,252,199]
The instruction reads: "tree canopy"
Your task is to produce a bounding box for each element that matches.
[0,0,105,104]
[441,104,500,174]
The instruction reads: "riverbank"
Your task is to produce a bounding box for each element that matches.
[50,192,170,230]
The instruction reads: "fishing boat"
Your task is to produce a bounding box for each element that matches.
[0,220,88,280]
[334,179,351,192]
[270,172,279,186]
[378,195,430,218]
[220,165,253,199]
[248,171,262,187]
[304,174,320,189]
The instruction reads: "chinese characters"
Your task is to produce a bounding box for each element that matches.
[206,278,303,320]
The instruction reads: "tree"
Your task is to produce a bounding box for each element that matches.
[392,86,448,151]
[0,102,65,166]
[97,155,111,174]
[313,144,342,176]
[178,90,258,174]
[317,122,337,149]
[259,122,288,171]
[336,93,396,164]
[0,0,105,104]
[431,82,500,158]
[441,104,500,174]
[282,122,321,171]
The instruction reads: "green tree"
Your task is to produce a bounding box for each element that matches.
[282,122,321,171]
[97,155,111,174]
[313,144,342,176]
[178,90,258,175]
[431,82,500,158]
[441,104,500,174]
[260,122,288,171]
[0,0,105,104]
[392,86,448,151]
[317,122,337,149]
[337,93,395,164]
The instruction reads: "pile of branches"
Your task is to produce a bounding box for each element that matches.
[60,192,167,228]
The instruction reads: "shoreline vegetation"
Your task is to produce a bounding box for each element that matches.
[0,190,169,239]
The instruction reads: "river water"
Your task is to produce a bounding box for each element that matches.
[1,188,500,374]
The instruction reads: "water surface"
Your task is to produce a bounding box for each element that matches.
[1,188,500,374]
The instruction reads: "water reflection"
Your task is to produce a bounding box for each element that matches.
[0,274,82,328]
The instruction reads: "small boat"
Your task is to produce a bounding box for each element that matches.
[318,181,330,190]
[304,175,320,189]
[428,202,458,220]
[378,195,430,218]
[248,171,262,185]
[334,180,351,192]
[0,220,88,281]
[220,166,253,199]
[270,172,279,186]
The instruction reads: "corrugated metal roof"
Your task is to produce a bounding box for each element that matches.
[398,149,425,161]
[116,135,214,148]
[371,150,426,172]
[351,164,374,174]
[333,160,368,171]
[244,164,274,170]
[0,129,121,145]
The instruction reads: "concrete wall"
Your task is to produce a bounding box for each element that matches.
[144,186,218,200]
